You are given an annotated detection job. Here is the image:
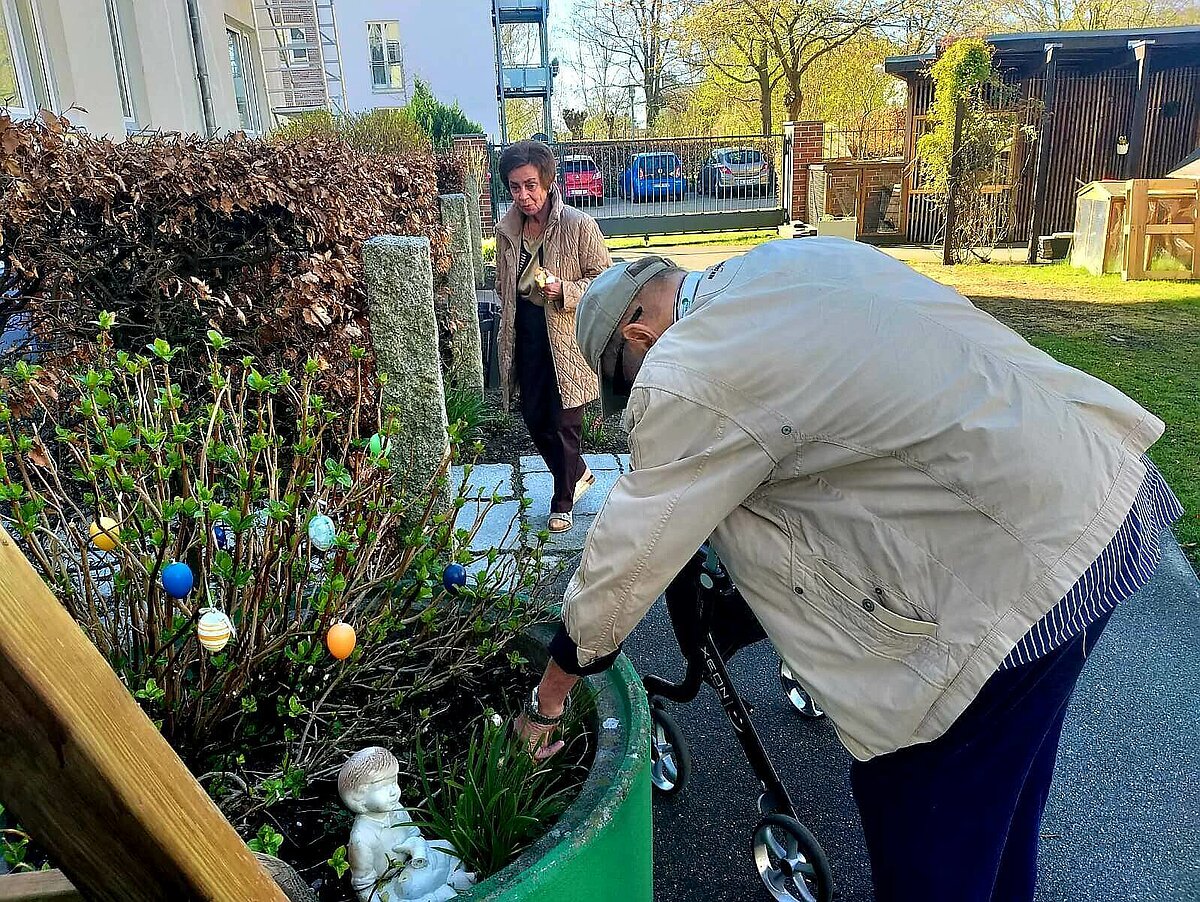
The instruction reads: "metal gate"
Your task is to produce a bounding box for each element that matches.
[489,134,788,238]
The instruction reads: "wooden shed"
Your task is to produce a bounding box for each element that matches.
[885,26,1200,253]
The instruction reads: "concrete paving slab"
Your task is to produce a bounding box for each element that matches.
[520,453,622,474]
[521,509,597,553]
[452,463,513,499]
[522,469,623,519]
[456,500,522,551]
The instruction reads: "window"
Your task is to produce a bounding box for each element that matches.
[226,26,262,135]
[367,21,403,92]
[0,0,53,118]
[104,0,136,129]
[287,26,307,65]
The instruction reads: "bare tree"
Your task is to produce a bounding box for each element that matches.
[729,0,904,123]
[566,10,622,124]
[996,0,1194,29]
[573,0,694,128]
[685,2,785,136]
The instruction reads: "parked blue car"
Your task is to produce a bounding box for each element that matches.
[618,152,687,201]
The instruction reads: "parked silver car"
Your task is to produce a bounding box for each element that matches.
[697,147,774,195]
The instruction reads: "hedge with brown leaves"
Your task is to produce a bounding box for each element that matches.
[0,112,464,395]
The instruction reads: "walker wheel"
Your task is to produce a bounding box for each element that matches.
[649,704,691,795]
[780,662,825,719]
[751,813,834,902]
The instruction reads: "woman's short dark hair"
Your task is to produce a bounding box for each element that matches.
[499,140,557,189]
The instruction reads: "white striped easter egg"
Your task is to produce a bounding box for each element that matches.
[197,609,234,653]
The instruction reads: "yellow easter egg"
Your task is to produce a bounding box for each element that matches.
[326,622,356,660]
[89,517,120,552]
[197,609,234,653]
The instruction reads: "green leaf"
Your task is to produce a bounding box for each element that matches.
[328,845,350,879]
[148,338,178,362]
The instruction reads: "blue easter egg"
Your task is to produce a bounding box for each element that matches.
[212,523,233,551]
[162,562,194,598]
[443,563,467,593]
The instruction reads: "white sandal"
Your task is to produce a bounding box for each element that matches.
[574,467,596,504]
[548,511,573,533]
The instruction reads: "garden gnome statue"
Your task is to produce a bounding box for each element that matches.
[338,746,476,902]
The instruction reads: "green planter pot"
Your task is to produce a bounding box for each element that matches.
[464,632,653,902]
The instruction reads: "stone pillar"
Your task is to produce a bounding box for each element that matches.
[438,194,486,396]
[364,236,451,511]
[465,174,485,289]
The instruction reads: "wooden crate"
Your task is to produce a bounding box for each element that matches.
[1122,178,1199,281]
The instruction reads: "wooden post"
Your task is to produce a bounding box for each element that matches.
[0,526,287,902]
[1123,41,1155,180]
[1026,43,1062,264]
[1123,178,1148,280]
[942,98,966,266]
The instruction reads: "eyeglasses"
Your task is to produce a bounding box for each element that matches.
[608,306,643,400]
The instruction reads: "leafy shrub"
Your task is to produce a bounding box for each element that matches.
[482,238,496,264]
[0,112,463,399]
[916,38,1040,262]
[0,321,557,845]
[269,108,432,155]
[445,386,494,445]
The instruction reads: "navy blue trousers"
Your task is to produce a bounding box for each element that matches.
[850,608,1114,902]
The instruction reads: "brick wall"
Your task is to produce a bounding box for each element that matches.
[452,134,494,238]
[783,121,824,224]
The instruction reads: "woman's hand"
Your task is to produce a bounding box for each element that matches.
[540,273,564,304]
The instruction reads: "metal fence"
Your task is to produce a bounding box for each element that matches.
[490,134,788,236]
[821,124,906,162]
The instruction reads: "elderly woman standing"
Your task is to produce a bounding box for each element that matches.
[496,140,612,533]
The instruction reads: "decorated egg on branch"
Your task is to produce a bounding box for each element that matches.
[308,514,336,551]
[327,622,356,660]
[89,517,121,552]
[197,608,235,653]
[443,563,467,593]
[161,562,194,598]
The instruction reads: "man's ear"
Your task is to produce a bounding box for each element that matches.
[620,320,659,350]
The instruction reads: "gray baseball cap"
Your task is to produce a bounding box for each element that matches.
[576,256,677,417]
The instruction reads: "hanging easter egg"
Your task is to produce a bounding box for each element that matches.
[212,522,234,551]
[308,514,336,551]
[326,622,356,660]
[443,563,467,593]
[161,561,194,598]
[197,608,234,653]
[89,517,121,552]
[368,432,392,458]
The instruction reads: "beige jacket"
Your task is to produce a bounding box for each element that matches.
[496,185,610,411]
[562,239,1163,761]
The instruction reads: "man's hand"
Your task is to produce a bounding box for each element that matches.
[514,660,579,760]
[514,711,565,761]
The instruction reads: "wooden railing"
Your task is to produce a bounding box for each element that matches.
[0,526,287,901]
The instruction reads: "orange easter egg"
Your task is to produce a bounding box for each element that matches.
[326,622,356,660]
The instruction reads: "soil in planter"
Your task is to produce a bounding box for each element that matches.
[0,651,594,900]
[244,654,596,901]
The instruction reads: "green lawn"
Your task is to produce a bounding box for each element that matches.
[909,262,1199,568]
[605,230,778,251]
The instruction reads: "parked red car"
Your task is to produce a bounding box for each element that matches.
[559,154,604,205]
